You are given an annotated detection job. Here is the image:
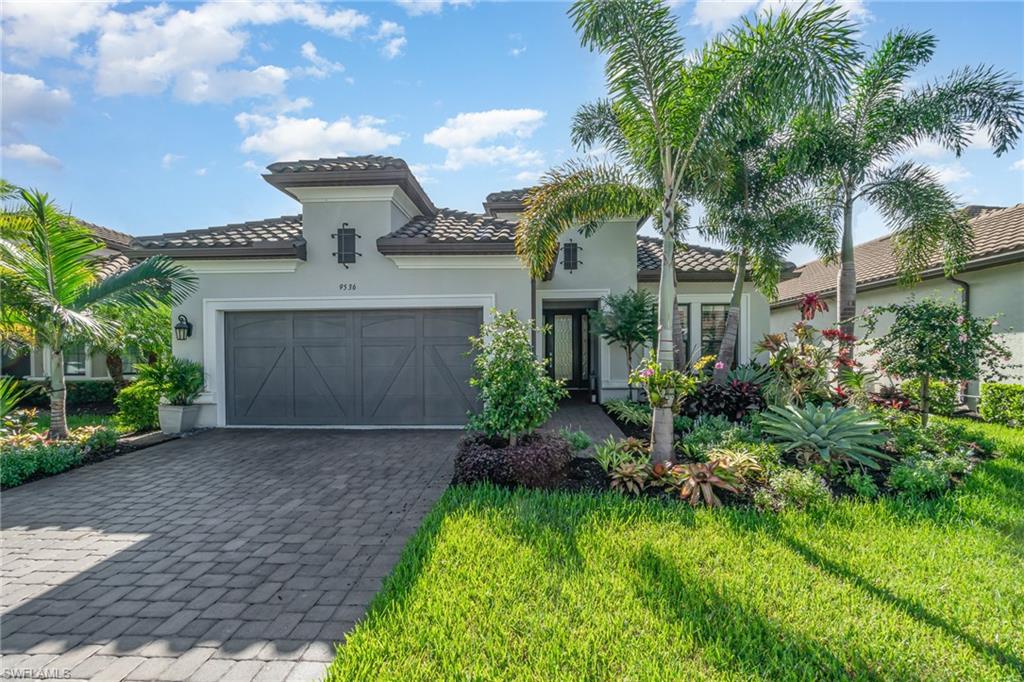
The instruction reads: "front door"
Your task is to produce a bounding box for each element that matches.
[543,310,592,391]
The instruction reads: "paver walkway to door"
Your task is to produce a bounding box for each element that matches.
[1,429,458,681]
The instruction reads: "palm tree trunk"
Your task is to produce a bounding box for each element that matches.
[651,223,677,463]
[48,348,69,440]
[837,196,857,342]
[713,251,747,385]
[106,353,125,385]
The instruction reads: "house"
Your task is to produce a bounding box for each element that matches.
[771,203,1024,402]
[13,223,138,383]
[126,155,778,428]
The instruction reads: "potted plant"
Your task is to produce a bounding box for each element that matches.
[154,357,206,434]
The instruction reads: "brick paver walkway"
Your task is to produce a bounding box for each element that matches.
[543,398,625,448]
[1,429,457,681]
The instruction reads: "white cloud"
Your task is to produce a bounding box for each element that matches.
[911,127,995,159]
[515,170,542,184]
[395,0,473,16]
[295,42,344,79]
[424,108,547,171]
[195,167,208,176]
[0,0,116,64]
[1011,159,1024,171]
[927,161,971,185]
[2,143,61,169]
[1,72,72,134]
[692,0,870,32]
[174,65,290,103]
[242,160,263,173]
[161,153,184,168]
[235,112,401,160]
[374,21,407,59]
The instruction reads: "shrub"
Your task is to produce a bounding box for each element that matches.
[679,380,765,422]
[69,425,118,454]
[18,379,117,408]
[610,461,648,495]
[467,310,567,445]
[34,442,82,475]
[938,454,969,476]
[0,447,39,487]
[603,399,651,427]
[887,459,949,498]
[114,379,161,432]
[155,357,205,406]
[559,428,592,451]
[675,414,733,460]
[452,433,573,489]
[758,404,891,470]
[903,378,957,416]
[707,447,764,481]
[669,459,742,507]
[727,363,771,386]
[979,383,1024,427]
[673,415,693,433]
[845,471,879,498]
[593,436,647,472]
[757,468,830,510]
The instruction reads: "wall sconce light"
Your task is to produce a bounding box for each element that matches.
[174,314,194,341]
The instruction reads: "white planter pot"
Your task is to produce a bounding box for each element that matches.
[158,404,200,434]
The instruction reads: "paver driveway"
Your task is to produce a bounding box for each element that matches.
[1,429,458,681]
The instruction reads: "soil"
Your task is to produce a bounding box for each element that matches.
[554,457,609,492]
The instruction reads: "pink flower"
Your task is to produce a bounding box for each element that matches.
[958,333,968,342]
[993,320,999,327]
[639,368,654,378]
[714,361,725,370]
[956,315,965,325]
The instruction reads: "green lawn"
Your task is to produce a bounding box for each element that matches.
[328,420,1024,681]
[32,412,119,434]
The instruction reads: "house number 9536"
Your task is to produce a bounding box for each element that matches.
[338,283,357,291]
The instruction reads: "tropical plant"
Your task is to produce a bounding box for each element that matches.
[603,399,652,427]
[861,298,1010,426]
[589,289,657,399]
[0,376,36,420]
[467,309,567,446]
[675,414,733,461]
[0,187,196,438]
[93,303,172,384]
[755,467,831,510]
[758,403,890,469]
[679,379,765,422]
[559,427,593,452]
[610,461,648,495]
[902,378,957,417]
[844,470,879,498]
[707,447,764,481]
[670,459,742,507]
[727,363,771,386]
[629,353,698,416]
[793,31,1023,339]
[515,0,859,460]
[155,357,205,406]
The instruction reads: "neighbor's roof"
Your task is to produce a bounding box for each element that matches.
[377,209,518,255]
[81,221,134,250]
[773,204,1024,307]
[265,155,409,174]
[129,215,305,259]
[483,187,535,215]
[636,235,796,282]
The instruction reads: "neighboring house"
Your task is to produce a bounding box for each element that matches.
[17,223,137,383]
[127,155,782,429]
[771,204,1024,402]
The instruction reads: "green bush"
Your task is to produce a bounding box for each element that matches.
[70,425,118,453]
[887,459,949,498]
[160,357,205,405]
[844,471,879,498]
[756,468,830,510]
[115,379,161,432]
[604,399,652,427]
[979,383,1024,427]
[19,379,117,408]
[35,442,82,474]
[675,414,733,460]
[559,428,592,451]
[903,378,957,416]
[1,447,39,487]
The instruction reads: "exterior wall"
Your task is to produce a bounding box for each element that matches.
[170,187,532,428]
[769,262,1024,403]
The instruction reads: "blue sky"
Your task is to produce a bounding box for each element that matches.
[2,0,1022,265]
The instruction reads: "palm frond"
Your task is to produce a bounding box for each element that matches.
[860,162,971,282]
[850,30,936,130]
[516,162,656,278]
[73,256,198,310]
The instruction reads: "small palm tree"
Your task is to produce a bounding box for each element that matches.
[0,187,196,439]
[796,30,1024,340]
[589,289,658,399]
[516,0,859,460]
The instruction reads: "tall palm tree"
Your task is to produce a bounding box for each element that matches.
[700,125,840,384]
[0,188,196,439]
[797,30,1024,340]
[516,0,859,460]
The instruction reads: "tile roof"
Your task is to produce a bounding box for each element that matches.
[485,188,535,204]
[132,215,303,251]
[386,208,517,242]
[774,204,1024,306]
[265,156,409,174]
[81,221,134,250]
[94,253,132,279]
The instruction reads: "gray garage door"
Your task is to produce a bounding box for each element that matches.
[225,309,481,426]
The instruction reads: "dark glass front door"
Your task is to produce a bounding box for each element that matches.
[543,310,592,390]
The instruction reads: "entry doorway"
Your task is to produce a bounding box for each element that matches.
[542,304,598,398]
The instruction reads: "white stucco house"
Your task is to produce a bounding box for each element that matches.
[771,203,1024,403]
[125,155,779,428]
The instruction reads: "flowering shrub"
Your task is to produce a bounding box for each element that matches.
[861,298,1010,426]
[628,353,697,411]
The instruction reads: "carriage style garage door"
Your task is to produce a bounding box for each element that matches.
[225,308,481,426]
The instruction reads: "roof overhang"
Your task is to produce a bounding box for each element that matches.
[125,240,307,261]
[483,200,525,216]
[375,237,516,256]
[264,167,436,216]
[637,267,800,283]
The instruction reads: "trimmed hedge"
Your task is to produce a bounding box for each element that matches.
[19,380,117,408]
[1,425,119,488]
[980,383,1024,427]
[114,379,161,432]
[903,378,957,416]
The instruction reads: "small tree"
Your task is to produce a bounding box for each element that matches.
[467,310,568,446]
[95,303,172,384]
[589,289,657,399]
[861,298,1009,426]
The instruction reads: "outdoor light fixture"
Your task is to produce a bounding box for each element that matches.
[174,314,193,341]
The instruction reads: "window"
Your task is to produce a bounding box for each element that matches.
[121,348,141,375]
[700,303,738,363]
[63,344,86,376]
[562,242,579,270]
[336,226,358,266]
[676,303,690,366]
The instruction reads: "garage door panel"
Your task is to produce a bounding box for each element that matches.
[225,308,480,426]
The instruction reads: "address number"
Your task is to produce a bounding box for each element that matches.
[339,283,358,291]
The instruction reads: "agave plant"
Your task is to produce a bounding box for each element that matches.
[727,363,772,386]
[758,404,891,469]
[672,460,741,507]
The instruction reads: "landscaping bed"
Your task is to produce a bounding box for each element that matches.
[329,420,1024,680]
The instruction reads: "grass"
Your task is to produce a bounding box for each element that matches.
[328,420,1024,681]
[32,412,119,433]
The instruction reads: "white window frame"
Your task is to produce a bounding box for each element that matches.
[677,293,751,364]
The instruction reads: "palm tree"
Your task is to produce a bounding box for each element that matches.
[516,0,859,460]
[796,30,1024,340]
[589,288,658,399]
[0,188,196,439]
[700,125,840,384]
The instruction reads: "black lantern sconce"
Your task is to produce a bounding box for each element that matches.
[174,314,194,341]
